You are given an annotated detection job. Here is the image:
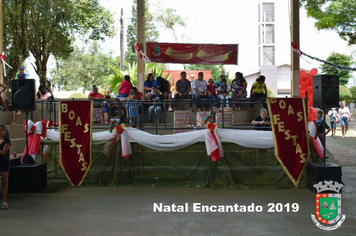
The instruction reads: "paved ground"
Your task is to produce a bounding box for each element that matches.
[326,113,356,166]
[0,115,355,236]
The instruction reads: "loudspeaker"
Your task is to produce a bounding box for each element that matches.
[11,79,36,111]
[9,163,47,193]
[307,162,342,193]
[313,75,339,108]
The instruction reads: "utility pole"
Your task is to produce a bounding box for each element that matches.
[291,0,300,97]
[120,8,124,71]
[137,0,145,93]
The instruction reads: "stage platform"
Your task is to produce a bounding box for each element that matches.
[40,139,327,189]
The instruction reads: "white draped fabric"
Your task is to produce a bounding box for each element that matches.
[46,128,273,154]
[125,128,206,150]
[217,129,274,149]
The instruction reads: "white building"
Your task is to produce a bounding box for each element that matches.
[244,0,356,96]
[244,0,293,97]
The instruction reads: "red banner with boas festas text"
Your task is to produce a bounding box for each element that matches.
[146,42,238,65]
[60,101,93,186]
[268,98,310,187]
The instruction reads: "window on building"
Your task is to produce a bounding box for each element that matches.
[263,46,275,65]
[264,24,275,44]
[263,3,274,22]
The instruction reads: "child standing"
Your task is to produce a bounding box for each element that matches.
[111,101,124,123]
[249,75,267,111]
[206,79,220,108]
[0,124,11,209]
[218,78,230,108]
[148,88,164,123]
[126,92,141,128]
[102,95,111,124]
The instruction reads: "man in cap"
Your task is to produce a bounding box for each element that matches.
[17,66,28,79]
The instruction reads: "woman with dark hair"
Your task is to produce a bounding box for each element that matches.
[117,75,133,99]
[37,81,48,99]
[156,76,173,111]
[41,87,53,99]
[230,72,247,111]
[144,73,158,100]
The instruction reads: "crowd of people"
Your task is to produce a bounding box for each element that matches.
[87,71,271,127]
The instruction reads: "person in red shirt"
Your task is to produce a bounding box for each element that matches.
[130,87,144,100]
[88,85,105,100]
[117,75,133,99]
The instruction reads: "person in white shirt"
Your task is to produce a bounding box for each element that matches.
[191,72,212,111]
[338,101,351,138]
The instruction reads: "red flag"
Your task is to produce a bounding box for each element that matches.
[59,101,93,186]
[268,98,310,187]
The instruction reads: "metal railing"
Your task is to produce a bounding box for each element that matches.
[32,96,269,133]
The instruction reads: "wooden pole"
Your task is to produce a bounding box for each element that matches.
[137,0,145,93]
[290,0,300,97]
[0,0,3,84]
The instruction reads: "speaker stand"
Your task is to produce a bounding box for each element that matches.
[22,111,35,165]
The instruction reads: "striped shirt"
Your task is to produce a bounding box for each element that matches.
[126,100,139,118]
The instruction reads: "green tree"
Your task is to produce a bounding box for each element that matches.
[301,0,356,45]
[125,0,187,64]
[320,52,354,85]
[186,64,226,82]
[3,0,115,86]
[107,63,161,94]
[125,0,159,64]
[154,5,186,42]
[51,42,117,93]
[339,85,352,102]
[349,86,356,103]
[3,0,32,87]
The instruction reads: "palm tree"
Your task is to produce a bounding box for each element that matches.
[108,63,171,93]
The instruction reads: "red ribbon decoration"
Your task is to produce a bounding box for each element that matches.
[291,42,303,56]
[205,120,221,162]
[136,42,141,52]
[115,124,124,134]
[0,54,6,62]
[207,121,216,132]
[210,132,221,162]
[115,124,130,159]
[30,125,37,133]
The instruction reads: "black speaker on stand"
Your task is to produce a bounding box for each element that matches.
[11,79,36,165]
[309,75,342,191]
[313,75,339,109]
[11,79,36,111]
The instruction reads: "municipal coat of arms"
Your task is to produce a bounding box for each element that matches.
[153,44,161,57]
[311,181,346,230]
